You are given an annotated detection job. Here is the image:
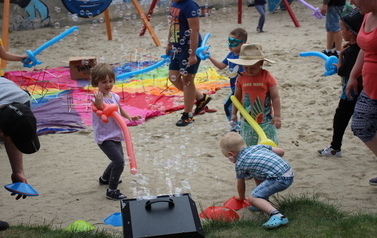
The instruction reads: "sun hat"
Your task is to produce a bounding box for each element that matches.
[227,43,275,66]
[341,8,364,35]
[0,102,40,154]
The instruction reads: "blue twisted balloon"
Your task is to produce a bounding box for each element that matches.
[299,51,338,76]
[196,33,211,60]
[23,26,79,68]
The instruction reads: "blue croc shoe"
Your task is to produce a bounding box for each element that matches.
[262,215,289,229]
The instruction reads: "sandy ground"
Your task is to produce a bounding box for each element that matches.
[1,0,377,234]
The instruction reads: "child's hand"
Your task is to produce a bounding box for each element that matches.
[340,42,350,55]
[165,43,172,56]
[187,54,197,66]
[332,42,350,68]
[129,115,142,121]
[235,196,245,201]
[272,116,281,129]
[94,91,103,100]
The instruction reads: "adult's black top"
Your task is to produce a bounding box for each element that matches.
[327,0,346,7]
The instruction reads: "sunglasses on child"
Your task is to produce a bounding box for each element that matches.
[228,37,243,48]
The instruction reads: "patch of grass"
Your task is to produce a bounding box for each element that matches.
[3,193,377,237]
[202,193,377,238]
[0,224,121,238]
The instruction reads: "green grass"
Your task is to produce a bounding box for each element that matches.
[202,193,377,238]
[2,193,377,237]
[0,224,122,238]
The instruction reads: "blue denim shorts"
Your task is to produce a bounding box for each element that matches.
[169,47,201,74]
[251,174,294,200]
[325,6,343,32]
[351,91,377,143]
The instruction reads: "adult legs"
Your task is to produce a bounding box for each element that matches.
[326,31,342,52]
[365,136,377,157]
[255,4,266,32]
[351,91,377,184]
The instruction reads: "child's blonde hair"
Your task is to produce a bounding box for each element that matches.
[90,63,116,87]
[219,132,247,157]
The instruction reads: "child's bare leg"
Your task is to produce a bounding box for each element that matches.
[181,73,196,113]
[169,70,183,90]
[249,196,276,214]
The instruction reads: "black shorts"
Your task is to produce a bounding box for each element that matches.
[169,47,201,74]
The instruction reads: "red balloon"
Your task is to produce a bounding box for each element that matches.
[92,103,137,174]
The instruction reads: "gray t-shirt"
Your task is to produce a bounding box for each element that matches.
[0,77,30,105]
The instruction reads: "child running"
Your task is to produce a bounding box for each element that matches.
[219,132,294,229]
[90,63,141,200]
[229,44,281,146]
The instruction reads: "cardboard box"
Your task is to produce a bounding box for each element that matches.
[68,56,96,80]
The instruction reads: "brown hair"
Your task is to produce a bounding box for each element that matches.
[90,63,116,87]
[230,28,248,43]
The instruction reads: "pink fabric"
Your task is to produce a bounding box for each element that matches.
[357,13,377,99]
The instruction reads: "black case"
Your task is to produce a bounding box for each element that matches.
[120,193,205,238]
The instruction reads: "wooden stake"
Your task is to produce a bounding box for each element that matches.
[1,0,10,68]
[131,0,161,47]
[104,8,113,40]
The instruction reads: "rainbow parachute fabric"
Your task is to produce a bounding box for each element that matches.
[5,63,229,135]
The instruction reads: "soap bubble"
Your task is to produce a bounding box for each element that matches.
[92,20,98,27]
[184,29,191,37]
[72,14,78,21]
[175,187,183,194]
[54,22,60,28]
[125,12,131,20]
[99,56,105,63]
[181,180,191,189]
[170,75,177,82]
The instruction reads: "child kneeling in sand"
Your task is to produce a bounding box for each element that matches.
[219,132,294,229]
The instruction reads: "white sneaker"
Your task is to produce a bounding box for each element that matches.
[317,146,342,157]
